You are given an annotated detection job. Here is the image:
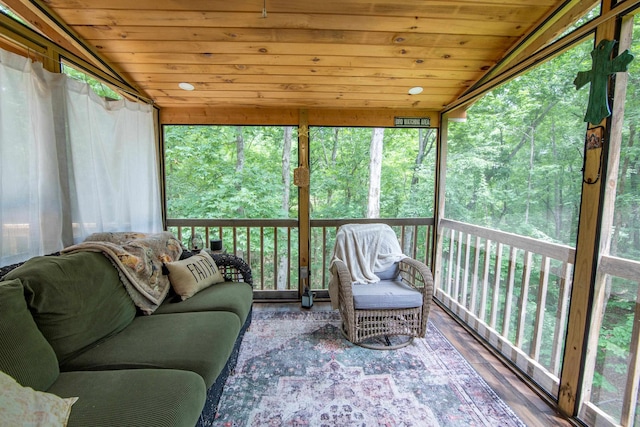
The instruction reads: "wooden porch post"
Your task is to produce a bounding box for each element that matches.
[432,114,450,286]
[558,0,627,415]
[297,110,311,296]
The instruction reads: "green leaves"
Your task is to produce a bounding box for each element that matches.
[445,38,594,246]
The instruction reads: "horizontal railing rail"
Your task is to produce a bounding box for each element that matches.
[435,218,576,397]
[166,217,435,294]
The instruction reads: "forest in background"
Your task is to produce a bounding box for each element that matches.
[164,125,436,221]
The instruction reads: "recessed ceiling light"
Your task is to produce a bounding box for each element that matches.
[408,86,423,95]
[178,82,195,91]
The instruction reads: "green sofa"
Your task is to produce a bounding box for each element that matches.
[0,250,253,427]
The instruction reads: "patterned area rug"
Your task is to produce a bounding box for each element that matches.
[207,311,525,427]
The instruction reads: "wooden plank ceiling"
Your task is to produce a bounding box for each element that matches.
[4,0,585,111]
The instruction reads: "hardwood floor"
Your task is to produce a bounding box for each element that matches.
[253,300,576,427]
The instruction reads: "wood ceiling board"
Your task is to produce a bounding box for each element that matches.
[75,26,517,52]
[54,11,530,37]
[138,72,470,86]
[149,88,448,101]
[119,59,494,75]
[45,0,554,20]
[141,82,464,94]
[106,53,493,74]
[132,75,476,91]
[87,42,502,65]
[3,0,568,112]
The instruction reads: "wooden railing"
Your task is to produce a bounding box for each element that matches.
[579,255,640,427]
[166,218,298,292]
[166,217,435,293]
[435,218,576,397]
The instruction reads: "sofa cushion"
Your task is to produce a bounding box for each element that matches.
[155,281,253,323]
[0,278,59,391]
[62,311,242,387]
[165,250,225,300]
[2,252,137,364]
[48,369,206,427]
[352,280,423,309]
[0,371,76,426]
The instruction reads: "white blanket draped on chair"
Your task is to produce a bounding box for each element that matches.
[328,223,406,309]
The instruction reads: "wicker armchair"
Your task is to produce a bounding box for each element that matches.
[329,224,434,349]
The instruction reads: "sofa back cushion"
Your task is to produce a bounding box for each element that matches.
[2,252,137,364]
[0,278,59,391]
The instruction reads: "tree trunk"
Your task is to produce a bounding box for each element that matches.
[486,100,558,183]
[367,128,384,218]
[235,126,245,217]
[277,126,293,290]
[411,128,434,186]
[525,126,534,224]
[551,117,563,241]
[326,128,339,205]
[405,128,435,253]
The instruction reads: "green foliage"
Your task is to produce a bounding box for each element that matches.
[446,39,593,246]
[309,126,436,219]
[165,125,298,219]
[61,64,121,100]
[166,125,435,220]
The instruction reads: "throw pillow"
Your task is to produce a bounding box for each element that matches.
[0,371,77,426]
[0,278,60,391]
[165,250,224,300]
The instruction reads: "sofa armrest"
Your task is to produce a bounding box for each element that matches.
[180,250,253,287]
[0,252,61,280]
[211,253,253,287]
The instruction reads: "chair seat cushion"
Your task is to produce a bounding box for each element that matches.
[352,280,422,310]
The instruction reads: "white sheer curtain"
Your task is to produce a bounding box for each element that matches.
[64,78,162,242]
[0,48,161,265]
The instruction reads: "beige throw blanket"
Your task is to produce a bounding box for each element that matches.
[62,231,183,314]
[328,223,406,309]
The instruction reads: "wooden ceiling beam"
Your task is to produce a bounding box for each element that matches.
[2,0,148,97]
[151,97,453,110]
[446,0,640,113]
[159,106,440,127]
[472,0,599,88]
